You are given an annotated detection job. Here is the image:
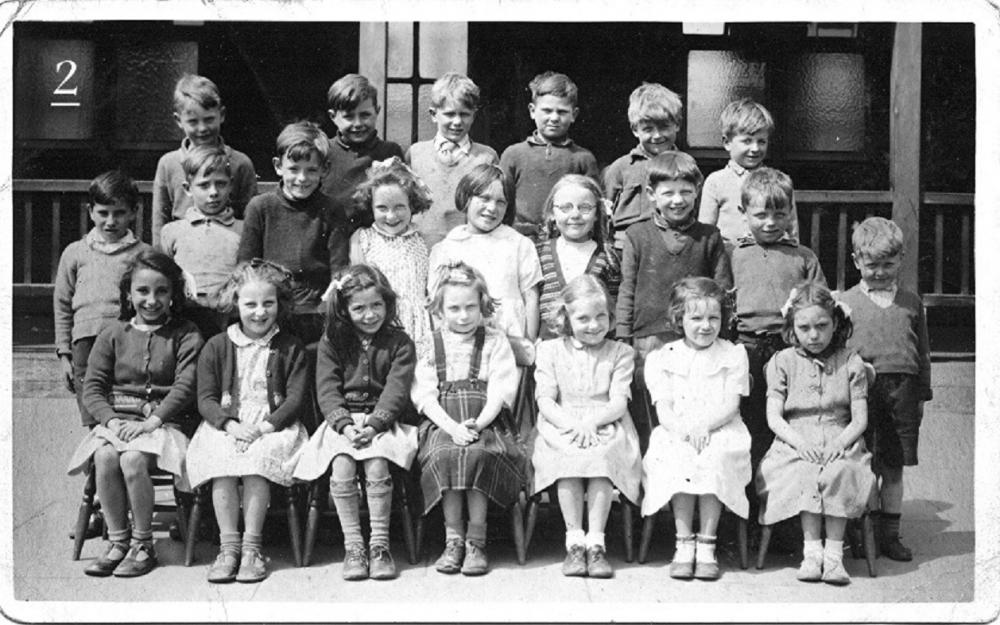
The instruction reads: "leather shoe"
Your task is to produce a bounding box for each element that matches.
[561,545,587,577]
[112,542,158,577]
[207,549,240,583]
[586,545,613,578]
[369,544,397,580]
[84,541,128,577]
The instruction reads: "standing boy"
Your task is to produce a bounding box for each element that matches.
[160,145,243,338]
[500,71,599,241]
[604,83,684,252]
[837,217,932,561]
[152,74,257,247]
[406,72,499,250]
[322,74,404,232]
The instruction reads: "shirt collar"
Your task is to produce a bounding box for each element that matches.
[186,206,236,226]
[652,210,697,232]
[371,222,419,238]
[181,136,226,153]
[726,159,749,176]
[335,132,378,152]
[630,142,677,162]
[735,232,798,248]
[859,280,898,296]
[527,131,573,148]
[228,323,279,347]
[434,133,471,156]
[86,228,139,253]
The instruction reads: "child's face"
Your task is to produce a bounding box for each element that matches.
[632,119,678,156]
[743,199,792,245]
[853,252,901,290]
[567,296,610,347]
[529,94,578,143]
[273,151,326,201]
[184,166,232,216]
[347,286,387,336]
[440,284,483,334]
[329,97,379,146]
[724,130,769,170]
[430,99,476,144]
[551,184,598,243]
[89,200,136,243]
[682,297,722,350]
[647,179,698,226]
[174,102,225,147]
[237,280,279,339]
[465,179,507,235]
[372,184,413,236]
[793,304,836,355]
[130,268,172,325]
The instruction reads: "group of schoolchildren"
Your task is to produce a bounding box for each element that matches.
[54,68,932,590]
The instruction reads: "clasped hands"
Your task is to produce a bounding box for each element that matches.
[342,424,377,449]
[107,416,160,442]
[449,419,480,446]
[560,419,602,449]
[796,443,847,465]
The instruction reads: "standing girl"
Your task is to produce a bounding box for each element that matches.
[411,262,526,576]
[531,275,640,578]
[67,249,203,577]
[293,264,418,581]
[640,277,752,581]
[185,260,310,583]
[348,156,433,357]
[535,174,620,340]
[756,281,875,586]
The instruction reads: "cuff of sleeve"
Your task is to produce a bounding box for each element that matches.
[365,409,394,433]
[257,421,276,435]
[329,408,352,433]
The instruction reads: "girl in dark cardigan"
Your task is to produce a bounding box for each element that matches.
[185,260,310,584]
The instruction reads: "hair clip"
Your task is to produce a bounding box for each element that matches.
[779,287,799,318]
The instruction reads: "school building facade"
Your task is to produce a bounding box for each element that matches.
[10,21,975,328]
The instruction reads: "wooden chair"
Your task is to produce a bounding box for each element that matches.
[523,488,636,563]
[638,504,749,569]
[302,465,419,566]
[183,482,305,566]
[414,488,528,565]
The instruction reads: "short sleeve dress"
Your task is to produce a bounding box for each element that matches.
[640,339,752,518]
[755,347,876,524]
[530,337,641,503]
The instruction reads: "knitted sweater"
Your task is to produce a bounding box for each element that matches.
[536,237,620,340]
[196,327,315,432]
[838,284,933,399]
[159,208,243,308]
[732,238,826,334]
[699,160,799,243]
[52,230,151,356]
[603,143,676,233]
[316,326,417,434]
[500,134,599,230]
[237,185,350,288]
[321,134,404,230]
[616,217,731,339]
[151,137,257,247]
[405,139,499,249]
[82,318,204,427]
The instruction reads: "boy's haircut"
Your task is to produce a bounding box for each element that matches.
[182,144,231,180]
[327,73,379,111]
[740,166,794,213]
[720,98,775,139]
[218,259,295,322]
[324,264,400,349]
[89,170,140,210]
[646,151,704,189]
[627,82,683,128]
[353,156,433,216]
[542,174,608,246]
[852,216,904,259]
[275,120,330,163]
[118,249,188,320]
[173,73,222,113]
[780,281,854,349]
[546,274,613,337]
[454,163,511,214]
[665,276,733,336]
[428,261,497,319]
[430,72,481,110]
[529,71,578,105]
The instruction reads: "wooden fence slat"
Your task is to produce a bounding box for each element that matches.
[79,199,89,239]
[23,197,33,284]
[836,208,848,291]
[934,211,944,294]
[811,206,821,255]
[136,197,145,240]
[960,212,971,295]
[51,196,62,283]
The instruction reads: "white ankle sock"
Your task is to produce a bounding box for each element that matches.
[824,539,844,559]
[565,529,585,550]
[803,539,823,558]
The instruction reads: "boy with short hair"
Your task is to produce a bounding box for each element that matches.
[152,74,257,247]
[406,72,499,249]
[238,121,349,345]
[500,71,599,241]
[837,217,932,561]
[55,170,151,426]
[604,82,684,251]
[160,144,243,338]
[731,167,825,471]
[321,74,404,231]
[699,98,798,245]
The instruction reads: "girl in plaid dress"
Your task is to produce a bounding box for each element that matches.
[411,262,526,576]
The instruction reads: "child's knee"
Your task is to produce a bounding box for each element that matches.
[330,454,357,481]
[363,457,390,482]
[92,444,120,471]
[119,451,150,480]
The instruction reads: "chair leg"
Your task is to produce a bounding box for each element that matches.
[638,514,655,564]
[415,515,425,562]
[184,487,205,566]
[394,478,418,565]
[524,494,540,559]
[738,517,749,570]
[622,502,635,563]
[303,481,323,567]
[173,487,190,548]
[286,487,303,567]
[863,512,878,577]
[510,498,526,565]
[756,524,772,570]
[72,469,97,560]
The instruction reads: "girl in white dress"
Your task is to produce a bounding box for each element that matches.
[185,260,310,583]
[532,275,640,578]
[349,157,433,358]
[641,277,751,581]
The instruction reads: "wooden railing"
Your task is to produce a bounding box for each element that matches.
[11,180,974,307]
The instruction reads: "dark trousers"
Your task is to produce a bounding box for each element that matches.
[71,337,97,427]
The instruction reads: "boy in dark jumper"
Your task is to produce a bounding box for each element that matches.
[500,71,599,242]
[838,217,932,561]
